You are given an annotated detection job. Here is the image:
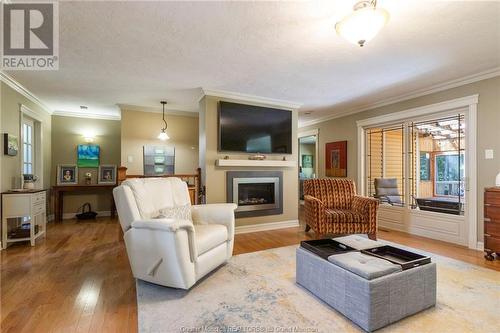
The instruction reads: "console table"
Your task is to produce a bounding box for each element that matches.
[52,185,116,223]
[1,189,47,249]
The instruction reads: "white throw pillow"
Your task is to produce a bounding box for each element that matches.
[156,204,192,221]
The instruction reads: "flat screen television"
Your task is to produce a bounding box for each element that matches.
[218,102,292,154]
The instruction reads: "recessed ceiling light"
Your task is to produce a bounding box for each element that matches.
[304,111,313,115]
[80,105,88,110]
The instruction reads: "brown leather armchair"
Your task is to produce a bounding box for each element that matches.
[304,178,379,239]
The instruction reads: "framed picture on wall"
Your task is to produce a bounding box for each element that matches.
[98,165,117,185]
[3,133,18,156]
[57,165,78,185]
[325,141,347,177]
[77,144,100,167]
[302,154,313,168]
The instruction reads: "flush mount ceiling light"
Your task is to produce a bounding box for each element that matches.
[158,101,170,141]
[335,0,389,47]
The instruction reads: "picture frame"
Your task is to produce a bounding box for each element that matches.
[3,133,18,156]
[57,165,78,185]
[302,154,313,168]
[325,141,347,177]
[98,165,117,185]
[77,144,100,167]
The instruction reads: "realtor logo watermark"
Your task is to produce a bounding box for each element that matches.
[1,1,59,70]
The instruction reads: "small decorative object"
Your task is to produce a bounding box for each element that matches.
[302,155,313,168]
[282,156,286,161]
[84,172,92,185]
[224,155,229,160]
[75,203,98,220]
[98,165,117,184]
[496,172,500,187]
[249,154,266,160]
[326,141,347,177]
[3,133,18,156]
[57,165,78,185]
[23,174,38,190]
[77,144,100,167]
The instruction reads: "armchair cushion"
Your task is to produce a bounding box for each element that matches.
[191,203,237,240]
[158,204,192,221]
[194,224,228,256]
[325,209,365,224]
[123,178,191,219]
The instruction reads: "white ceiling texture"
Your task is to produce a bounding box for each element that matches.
[4,0,500,126]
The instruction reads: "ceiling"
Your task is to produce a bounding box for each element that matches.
[5,1,500,125]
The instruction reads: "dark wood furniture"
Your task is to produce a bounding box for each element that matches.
[117,166,203,205]
[52,185,116,223]
[484,187,500,260]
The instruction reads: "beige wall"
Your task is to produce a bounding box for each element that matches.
[199,96,299,227]
[1,82,52,194]
[300,76,500,241]
[121,109,199,175]
[51,115,121,214]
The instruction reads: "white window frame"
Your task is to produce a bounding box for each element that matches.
[357,95,478,250]
[22,117,35,176]
[20,104,43,188]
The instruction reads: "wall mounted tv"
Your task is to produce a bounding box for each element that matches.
[218,102,292,154]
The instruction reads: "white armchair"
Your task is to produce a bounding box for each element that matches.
[113,177,236,289]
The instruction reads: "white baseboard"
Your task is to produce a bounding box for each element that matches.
[235,219,300,234]
[61,210,112,220]
[476,241,484,251]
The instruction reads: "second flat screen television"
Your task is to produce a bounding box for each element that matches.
[218,101,292,154]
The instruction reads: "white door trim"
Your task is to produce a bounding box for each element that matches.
[298,128,319,178]
[357,94,478,249]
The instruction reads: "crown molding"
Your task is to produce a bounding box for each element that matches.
[299,67,500,128]
[201,88,303,110]
[118,103,199,117]
[52,110,121,120]
[0,71,53,114]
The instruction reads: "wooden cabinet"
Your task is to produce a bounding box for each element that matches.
[1,190,47,249]
[484,187,500,260]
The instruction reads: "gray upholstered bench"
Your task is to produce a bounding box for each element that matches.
[296,238,436,332]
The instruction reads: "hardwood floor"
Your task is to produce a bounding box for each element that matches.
[1,216,498,333]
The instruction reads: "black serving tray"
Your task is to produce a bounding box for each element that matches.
[300,239,356,260]
[361,245,431,270]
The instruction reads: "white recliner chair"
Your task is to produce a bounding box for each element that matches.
[113,177,237,289]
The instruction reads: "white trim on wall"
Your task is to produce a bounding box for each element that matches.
[298,128,319,178]
[299,69,497,128]
[235,220,300,234]
[52,110,121,121]
[357,95,479,249]
[201,88,303,110]
[0,72,53,114]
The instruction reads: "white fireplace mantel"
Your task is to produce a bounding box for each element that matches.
[215,159,296,168]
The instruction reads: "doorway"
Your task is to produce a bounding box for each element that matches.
[298,130,318,204]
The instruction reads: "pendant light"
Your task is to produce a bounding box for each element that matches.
[158,101,170,141]
[335,0,389,47]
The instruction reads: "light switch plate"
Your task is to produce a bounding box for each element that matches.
[127,155,134,163]
[485,149,494,159]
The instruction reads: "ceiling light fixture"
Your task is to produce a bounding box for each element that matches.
[335,0,389,47]
[158,101,170,141]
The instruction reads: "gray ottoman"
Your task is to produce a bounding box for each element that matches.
[296,247,436,332]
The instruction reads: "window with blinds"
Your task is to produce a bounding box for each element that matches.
[365,114,465,215]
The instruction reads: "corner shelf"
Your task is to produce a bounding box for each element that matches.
[215,159,296,168]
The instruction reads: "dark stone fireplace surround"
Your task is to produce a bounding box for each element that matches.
[226,171,283,218]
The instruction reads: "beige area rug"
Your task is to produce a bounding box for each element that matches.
[137,242,500,333]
